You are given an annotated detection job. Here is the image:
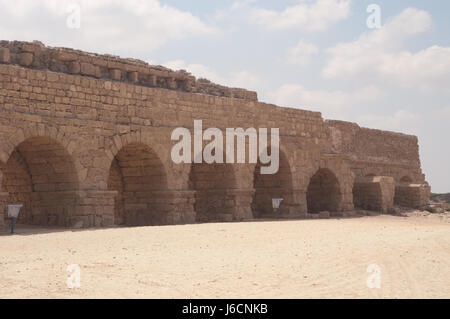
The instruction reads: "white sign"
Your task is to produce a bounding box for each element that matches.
[272,198,283,210]
[7,204,23,218]
[366,264,381,289]
[66,264,81,289]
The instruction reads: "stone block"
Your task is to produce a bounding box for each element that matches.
[128,71,138,83]
[80,62,100,78]
[19,52,33,66]
[109,68,122,81]
[57,51,78,62]
[0,48,11,63]
[167,78,177,89]
[353,176,395,213]
[395,183,431,208]
[149,75,157,86]
[68,61,81,74]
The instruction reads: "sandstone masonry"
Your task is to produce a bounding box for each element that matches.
[0,41,430,228]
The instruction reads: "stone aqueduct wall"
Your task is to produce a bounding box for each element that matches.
[0,41,430,228]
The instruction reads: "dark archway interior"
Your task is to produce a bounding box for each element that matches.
[252,151,292,218]
[306,168,341,214]
[0,137,78,226]
[107,143,168,226]
[189,163,236,222]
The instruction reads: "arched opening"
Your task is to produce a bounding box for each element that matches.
[189,163,236,222]
[400,176,412,183]
[306,168,341,214]
[107,143,168,226]
[0,137,79,226]
[252,149,292,218]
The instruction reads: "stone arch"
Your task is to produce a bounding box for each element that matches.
[0,134,80,226]
[103,130,172,184]
[0,125,79,172]
[107,142,169,226]
[252,148,293,218]
[306,168,342,214]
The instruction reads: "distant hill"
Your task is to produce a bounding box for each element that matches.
[430,193,450,203]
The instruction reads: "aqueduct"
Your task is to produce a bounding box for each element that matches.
[0,41,430,228]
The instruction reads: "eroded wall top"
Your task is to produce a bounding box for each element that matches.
[0,40,258,101]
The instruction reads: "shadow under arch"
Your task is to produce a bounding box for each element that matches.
[107,142,169,226]
[252,147,293,218]
[306,168,342,214]
[188,157,237,222]
[187,139,242,222]
[0,136,80,226]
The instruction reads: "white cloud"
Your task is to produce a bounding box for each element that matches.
[230,0,258,11]
[356,110,421,135]
[286,40,319,66]
[0,0,216,54]
[268,84,381,119]
[251,0,351,31]
[163,60,262,91]
[323,8,450,91]
[376,46,450,91]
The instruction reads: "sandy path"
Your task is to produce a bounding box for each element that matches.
[1,215,449,299]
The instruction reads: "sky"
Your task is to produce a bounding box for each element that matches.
[0,0,449,192]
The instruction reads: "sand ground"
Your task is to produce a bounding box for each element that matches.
[1,213,449,299]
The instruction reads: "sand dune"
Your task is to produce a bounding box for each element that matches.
[1,214,449,299]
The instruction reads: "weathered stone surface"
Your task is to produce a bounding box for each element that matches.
[0,40,258,101]
[57,51,78,62]
[128,71,138,83]
[0,40,430,229]
[0,48,10,64]
[395,183,431,208]
[149,75,157,86]
[80,62,100,78]
[109,68,122,81]
[0,192,8,229]
[18,52,33,66]
[68,61,80,74]
[353,176,395,213]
